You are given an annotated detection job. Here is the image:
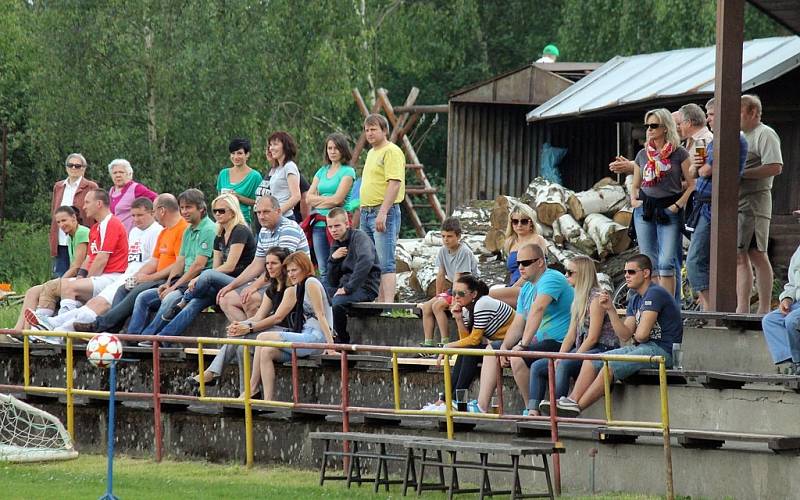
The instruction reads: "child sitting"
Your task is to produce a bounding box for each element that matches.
[418,217,479,349]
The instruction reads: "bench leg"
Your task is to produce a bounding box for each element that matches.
[402,447,417,496]
[319,439,331,486]
[447,450,459,500]
[511,455,522,500]
[373,442,389,493]
[416,449,427,496]
[479,452,491,500]
[540,453,554,500]
[436,450,446,488]
[346,441,360,488]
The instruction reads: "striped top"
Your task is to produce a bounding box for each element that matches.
[255,216,310,257]
[452,295,515,348]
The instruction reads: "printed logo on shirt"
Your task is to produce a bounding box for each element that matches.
[201,242,209,250]
[90,241,99,255]
[644,300,652,306]
[128,241,144,263]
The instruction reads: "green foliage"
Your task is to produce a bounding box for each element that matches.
[0,221,50,285]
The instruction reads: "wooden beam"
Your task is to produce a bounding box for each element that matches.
[710,2,744,312]
[393,104,448,114]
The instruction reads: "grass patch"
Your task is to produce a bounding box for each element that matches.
[0,454,673,499]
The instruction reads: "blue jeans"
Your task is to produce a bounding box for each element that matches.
[52,245,70,278]
[312,225,331,283]
[633,206,681,277]
[762,303,800,364]
[157,270,235,337]
[127,288,184,335]
[686,215,710,292]
[361,204,400,274]
[324,284,379,343]
[528,346,608,409]
[591,343,672,381]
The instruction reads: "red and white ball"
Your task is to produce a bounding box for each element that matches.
[85,333,123,368]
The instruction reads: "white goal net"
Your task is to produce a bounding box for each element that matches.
[0,393,78,463]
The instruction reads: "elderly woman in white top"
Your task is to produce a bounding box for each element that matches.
[107,159,158,232]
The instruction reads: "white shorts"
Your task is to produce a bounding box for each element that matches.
[97,274,128,304]
[91,274,124,298]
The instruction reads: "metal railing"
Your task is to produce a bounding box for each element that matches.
[0,329,674,499]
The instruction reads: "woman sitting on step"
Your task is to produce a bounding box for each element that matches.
[248,251,334,400]
[186,246,290,393]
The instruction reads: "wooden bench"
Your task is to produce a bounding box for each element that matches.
[310,431,441,493]
[629,369,800,392]
[592,425,800,453]
[404,438,563,499]
[681,310,764,329]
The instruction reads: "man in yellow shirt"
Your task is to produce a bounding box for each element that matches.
[359,114,406,303]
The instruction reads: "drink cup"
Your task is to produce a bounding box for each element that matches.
[672,343,684,371]
[125,276,137,290]
[455,389,468,411]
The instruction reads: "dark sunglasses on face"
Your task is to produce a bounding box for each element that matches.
[645,123,662,130]
[624,268,642,275]
[213,208,228,215]
[517,257,541,268]
[454,290,469,298]
[511,218,531,226]
[564,269,575,277]
[66,163,84,169]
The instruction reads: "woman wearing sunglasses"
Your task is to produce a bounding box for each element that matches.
[437,274,516,399]
[155,193,257,335]
[526,256,620,416]
[490,204,548,308]
[617,109,692,296]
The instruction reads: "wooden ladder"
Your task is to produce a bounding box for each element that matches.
[351,87,445,237]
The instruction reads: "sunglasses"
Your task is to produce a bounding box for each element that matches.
[511,218,531,226]
[454,290,469,298]
[644,123,662,130]
[624,268,642,275]
[517,257,541,268]
[212,208,228,215]
[66,163,84,169]
[564,269,575,277]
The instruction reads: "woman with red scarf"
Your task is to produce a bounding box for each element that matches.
[624,109,692,296]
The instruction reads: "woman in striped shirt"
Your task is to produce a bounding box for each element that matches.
[440,274,516,397]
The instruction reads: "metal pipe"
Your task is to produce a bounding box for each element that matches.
[197,341,206,398]
[291,348,299,403]
[153,340,163,462]
[659,360,675,500]
[442,354,454,439]
[603,360,613,422]
[340,351,351,473]
[65,336,75,439]
[242,344,254,468]
[547,358,561,496]
[23,334,29,386]
[391,353,401,410]
[495,355,504,416]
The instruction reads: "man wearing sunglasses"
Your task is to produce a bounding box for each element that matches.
[503,244,573,407]
[556,254,682,417]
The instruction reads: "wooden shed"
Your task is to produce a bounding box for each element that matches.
[445,62,599,212]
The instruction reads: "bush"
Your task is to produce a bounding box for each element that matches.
[0,221,51,286]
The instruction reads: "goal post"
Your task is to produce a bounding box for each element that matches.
[0,393,78,463]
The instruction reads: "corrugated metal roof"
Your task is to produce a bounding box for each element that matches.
[527,36,800,122]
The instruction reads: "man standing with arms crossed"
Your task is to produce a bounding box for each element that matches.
[359,113,405,304]
[737,95,783,314]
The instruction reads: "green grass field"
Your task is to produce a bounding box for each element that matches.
[0,454,667,499]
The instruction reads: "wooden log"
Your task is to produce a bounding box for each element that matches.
[551,217,565,246]
[483,229,506,254]
[451,201,494,234]
[410,266,444,298]
[598,247,639,285]
[545,240,581,269]
[395,245,413,273]
[613,204,633,227]
[523,177,568,226]
[584,213,632,258]
[557,213,596,255]
[395,272,421,303]
[567,183,627,221]
[490,195,522,231]
[596,272,614,293]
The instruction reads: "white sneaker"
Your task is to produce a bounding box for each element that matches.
[555,396,581,417]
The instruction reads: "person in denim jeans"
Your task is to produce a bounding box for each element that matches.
[627,109,692,297]
[359,113,406,303]
[528,256,620,416]
[556,255,683,418]
[762,243,800,374]
[685,99,748,311]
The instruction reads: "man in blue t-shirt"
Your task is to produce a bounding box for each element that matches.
[556,254,682,417]
[497,243,574,407]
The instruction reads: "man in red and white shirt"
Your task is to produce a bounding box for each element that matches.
[53,189,129,313]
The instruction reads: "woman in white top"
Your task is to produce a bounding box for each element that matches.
[248,251,334,400]
[254,131,301,219]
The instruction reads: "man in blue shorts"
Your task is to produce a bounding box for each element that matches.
[557,254,682,417]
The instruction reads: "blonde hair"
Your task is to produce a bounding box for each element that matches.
[644,108,681,151]
[568,256,599,331]
[504,203,538,255]
[741,94,762,117]
[212,193,246,236]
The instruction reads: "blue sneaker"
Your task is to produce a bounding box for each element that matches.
[522,408,530,417]
[466,400,484,413]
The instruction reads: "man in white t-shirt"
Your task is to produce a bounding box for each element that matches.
[33,197,163,332]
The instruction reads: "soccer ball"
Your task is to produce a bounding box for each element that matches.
[85,333,123,368]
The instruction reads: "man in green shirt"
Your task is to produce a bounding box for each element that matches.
[126,189,216,344]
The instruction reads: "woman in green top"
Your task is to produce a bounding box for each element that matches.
[305,133,356,281]
[216,137,263,225]
[14,206,89,331]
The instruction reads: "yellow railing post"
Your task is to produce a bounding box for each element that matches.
[602,360,613,422]
[442,354,454,440]
[659,358,675,500]
[23,333,30,387]
[197,342,206,398]
[242,344,254,468]
[391,353,401,411]
[65,336,75,440]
